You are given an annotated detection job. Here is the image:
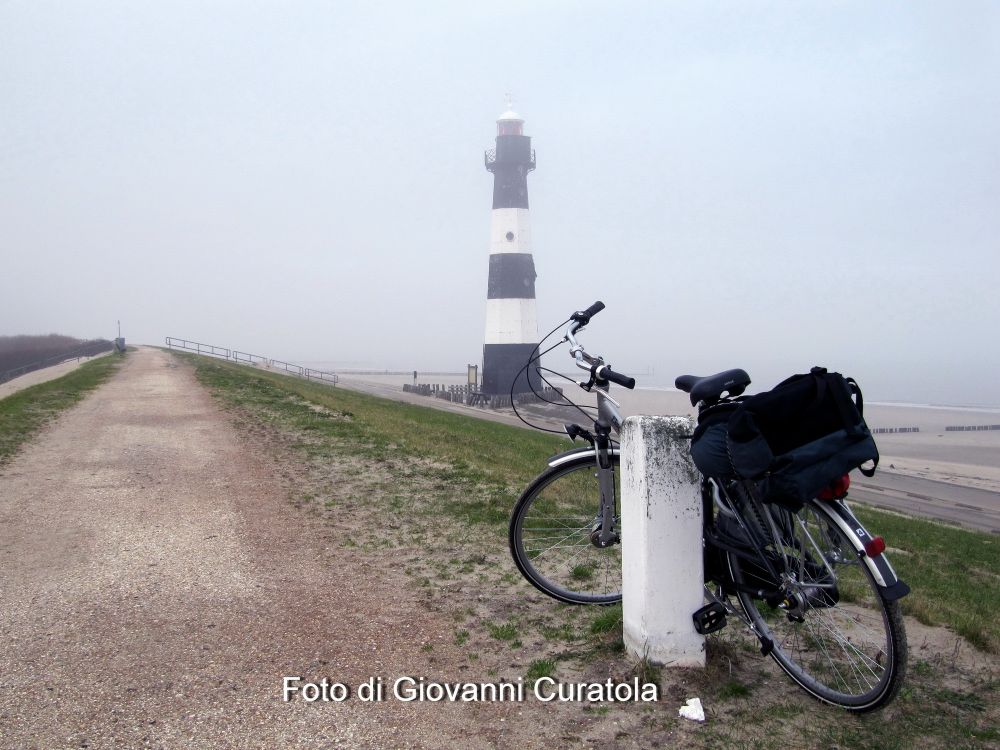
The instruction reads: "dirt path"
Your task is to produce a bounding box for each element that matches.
[0,348,520,748]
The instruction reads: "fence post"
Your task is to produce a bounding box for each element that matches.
[620,415,704,667]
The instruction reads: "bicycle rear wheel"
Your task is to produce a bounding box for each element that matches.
[728,497,907,711]
[509,454,622,605]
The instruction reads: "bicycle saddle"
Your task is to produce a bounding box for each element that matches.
[675,369,751,406]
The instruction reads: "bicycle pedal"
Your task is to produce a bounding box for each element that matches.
[692,602,728,635]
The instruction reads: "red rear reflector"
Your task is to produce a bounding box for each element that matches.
[818,474,851,501]
[865,536,886,557]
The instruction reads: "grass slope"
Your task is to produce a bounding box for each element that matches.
[855,506,1000,653]
[0,352,125,466]
[181,352,998,749]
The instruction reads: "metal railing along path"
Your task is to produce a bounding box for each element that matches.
[305,369,339,384]
[165,337,338,387]
[233,351,266,366]
[270,359,304,376]
[164,338,231,359]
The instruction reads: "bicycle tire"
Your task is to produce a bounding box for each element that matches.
[509,454,622,605]
[727,497,907,711]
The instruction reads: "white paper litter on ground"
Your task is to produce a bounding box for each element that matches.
[678,697,705,722]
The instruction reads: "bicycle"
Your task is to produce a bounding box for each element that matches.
[508,301,909,711]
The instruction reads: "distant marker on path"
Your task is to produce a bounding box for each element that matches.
[482,97,541,395]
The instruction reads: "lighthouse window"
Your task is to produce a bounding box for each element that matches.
[498,121,523,136]
[505,232,515,241]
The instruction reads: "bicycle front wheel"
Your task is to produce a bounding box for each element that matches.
[728,497,907,711]
[509,454,622,605]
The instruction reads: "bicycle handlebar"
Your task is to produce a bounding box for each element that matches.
[571,300,605,326]
[600,366,636,390]
[564,302,636,390]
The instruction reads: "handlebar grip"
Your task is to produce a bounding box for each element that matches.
[571,300,605,324]
[603,367,636,390]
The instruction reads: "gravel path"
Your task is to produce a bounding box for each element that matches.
[0,348,519,749]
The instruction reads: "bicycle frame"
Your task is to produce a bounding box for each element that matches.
[559,311,904,597]
[563,320,626,547]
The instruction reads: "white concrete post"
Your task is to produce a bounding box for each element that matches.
[621,415,704,667]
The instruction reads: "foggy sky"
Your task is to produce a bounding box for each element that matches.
[2,1,998,405]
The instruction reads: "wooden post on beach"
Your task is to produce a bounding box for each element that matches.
[620,415,705,667]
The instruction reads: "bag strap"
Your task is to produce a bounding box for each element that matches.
[846,376,864,415]
[823,372,864,430]
[845,376,879,475]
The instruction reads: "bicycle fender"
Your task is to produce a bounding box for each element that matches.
[819,500,909,598]
[547,446,620,469]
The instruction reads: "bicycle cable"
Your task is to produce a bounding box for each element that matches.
[509,319,604,435]
[509,320,572,434]
[537,366,597,415]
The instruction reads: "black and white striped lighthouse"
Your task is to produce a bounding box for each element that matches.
[482,100,541,395]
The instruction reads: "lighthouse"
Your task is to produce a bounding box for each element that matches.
[482,99,541,395]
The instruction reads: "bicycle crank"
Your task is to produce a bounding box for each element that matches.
[702,585,774,656]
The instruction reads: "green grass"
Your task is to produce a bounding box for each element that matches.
[0,353,124,466]
[525,658,556,684]
[590,604,623,635]
[194,355,566,482]
[538,622,576,642]
[180,353,568,531]
[486,621,520,642]
[717,680,753,700]
[853,504,1000,652]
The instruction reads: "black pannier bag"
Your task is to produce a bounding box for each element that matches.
[725,367,879,509]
